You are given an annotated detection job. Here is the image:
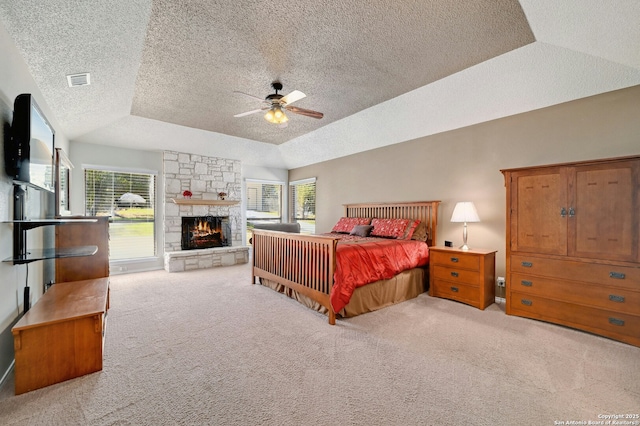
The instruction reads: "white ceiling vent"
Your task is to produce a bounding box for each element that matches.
[67,73,91,87]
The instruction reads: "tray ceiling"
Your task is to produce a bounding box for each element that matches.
[1,1,639,168]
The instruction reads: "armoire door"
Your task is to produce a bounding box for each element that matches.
[568,160,638,262]
[510,167,567,255]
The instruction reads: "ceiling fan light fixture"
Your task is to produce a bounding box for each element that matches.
[264,106,288,124]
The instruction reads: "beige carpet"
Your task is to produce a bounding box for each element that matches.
[0,262,638,425]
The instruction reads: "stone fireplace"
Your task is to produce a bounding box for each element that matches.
[163,151,249,272]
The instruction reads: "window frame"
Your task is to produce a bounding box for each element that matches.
[83,165,158,261]
[289,177,316,234]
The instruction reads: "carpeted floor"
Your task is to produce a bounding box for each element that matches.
[0,262,638,425]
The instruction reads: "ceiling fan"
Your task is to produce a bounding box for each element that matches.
[234,82,324,125]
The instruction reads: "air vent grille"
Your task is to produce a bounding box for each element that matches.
[67,73,91,87]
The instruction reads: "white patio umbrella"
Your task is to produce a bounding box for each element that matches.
[118,192,146,207]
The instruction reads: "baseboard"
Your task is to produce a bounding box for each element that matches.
[0,360,14,388]
[0,315,20,388]
[495,297,506,304]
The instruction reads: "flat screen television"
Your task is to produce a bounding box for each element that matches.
[5,94,55,192]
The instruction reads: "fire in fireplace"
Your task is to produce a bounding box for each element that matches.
[181,216,231,250]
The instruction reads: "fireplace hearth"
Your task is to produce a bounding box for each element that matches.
[181,216,230,250]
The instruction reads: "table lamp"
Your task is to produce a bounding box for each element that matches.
[450,201,480,250]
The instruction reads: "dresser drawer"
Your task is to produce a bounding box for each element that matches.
[509,292,640,345]
[430,251,480,271]
[511,255,640,291]
[511,273,640,315]
[432,265,480,286]
[431,280,480,308]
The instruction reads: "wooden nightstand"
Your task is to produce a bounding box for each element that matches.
[429,246,497,310]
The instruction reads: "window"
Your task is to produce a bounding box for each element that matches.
[84,167,156,260]
[246,180,283,223]
[289,178,316,234]
[246,180,283,240]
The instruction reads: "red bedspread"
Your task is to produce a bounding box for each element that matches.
[327,234,430,313]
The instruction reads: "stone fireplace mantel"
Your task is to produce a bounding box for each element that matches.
[170,198,239,206]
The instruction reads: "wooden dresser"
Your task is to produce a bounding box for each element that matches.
[12,278,110,394]
[429,246,496,310]
[56,216,109,282]
[501,155,640,347]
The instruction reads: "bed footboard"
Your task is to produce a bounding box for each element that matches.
[252,230,339,324]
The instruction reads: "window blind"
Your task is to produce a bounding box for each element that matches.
[84,168,156,260]
[289,178,316,234]
[246,180,283,223]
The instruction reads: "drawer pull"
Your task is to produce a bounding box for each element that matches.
[450,272,459,277]
[521,299,532,306]
[609,272,625,279]
[521,280,533,287]
[608,294,625,303]
[521,261,533,268]
[450,257,459,263]
[450,286,459,292]
[608,317,625,327]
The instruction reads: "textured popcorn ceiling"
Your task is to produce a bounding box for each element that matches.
[1,1,639,168]
[132,0,534,145]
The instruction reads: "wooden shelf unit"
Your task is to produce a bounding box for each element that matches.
[55,216,110,282]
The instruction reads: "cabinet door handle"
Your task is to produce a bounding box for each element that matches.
[450,272,459,277]
[521,261,533,268]
[521,299,533,306]
[450,257,459,263]
[560,207,567,217]
[609,294,625,303]
[609,272,626,279]
[521,280,533,287]
[608,317,625,327]
[450,286,459,292]
[568,207,575,217]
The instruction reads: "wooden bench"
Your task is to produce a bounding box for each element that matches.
[12,277,110,394]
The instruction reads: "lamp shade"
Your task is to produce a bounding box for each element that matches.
[450,202,480,223]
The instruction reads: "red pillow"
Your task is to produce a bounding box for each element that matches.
[402,220,420,240]
[370,218,412,239]
[331,217,372,233]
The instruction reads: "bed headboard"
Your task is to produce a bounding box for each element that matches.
[343,201,440,247]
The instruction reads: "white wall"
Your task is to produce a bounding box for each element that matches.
[68,141,164,273]
[0,20,71,382]
[289,85,640,282]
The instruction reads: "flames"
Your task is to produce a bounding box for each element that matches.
[183,216,228,249]
[192,218,220,237]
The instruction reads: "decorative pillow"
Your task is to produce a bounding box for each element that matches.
[349,225,373,237]
[332,217,372,233]
[401,220,420,240]
[411,221,429,242]
[370,218,412,239]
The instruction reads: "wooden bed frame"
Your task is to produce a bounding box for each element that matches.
[251,201,440,324]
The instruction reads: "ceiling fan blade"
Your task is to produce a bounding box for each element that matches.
[281,90,306,105]
[233,90,268,103]
[234,108,267,118]
[285,105,324,119]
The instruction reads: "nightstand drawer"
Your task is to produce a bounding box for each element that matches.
[430,251,480,271]
[431,280,480,307]
[432,265,480,286]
